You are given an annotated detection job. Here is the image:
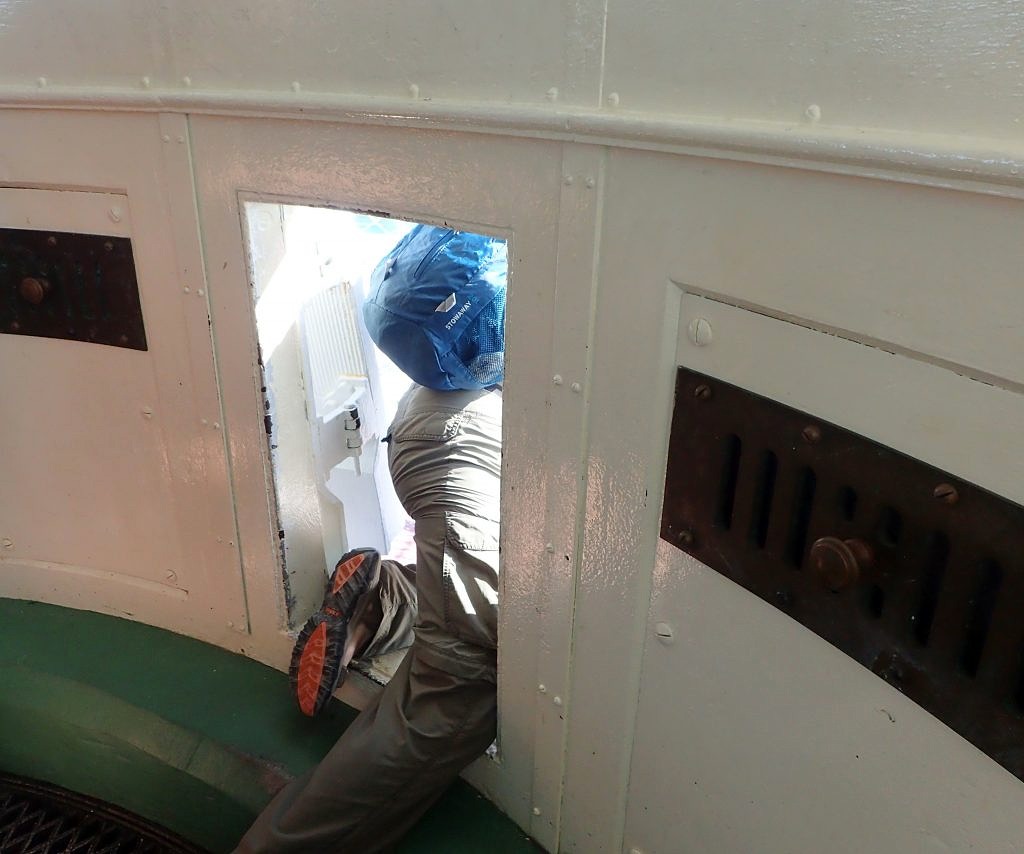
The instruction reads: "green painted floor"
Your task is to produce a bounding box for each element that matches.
[0,599,539,853]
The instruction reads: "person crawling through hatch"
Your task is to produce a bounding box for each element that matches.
[235,225,506,853]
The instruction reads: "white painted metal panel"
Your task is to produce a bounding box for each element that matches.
[188,115,566,832]
[602,0,1024,139]
[625,540,1024,854]
[620,299,1024,853]
[0,0,605,107]
[0,111,247,645]
[627,155,1024,388]
[560,149,1024,852]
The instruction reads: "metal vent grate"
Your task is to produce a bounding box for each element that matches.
[0,775,205,854]
[661,368,1024,782]
[0,228,146,350]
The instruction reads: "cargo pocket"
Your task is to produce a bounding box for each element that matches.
[441,514,499,651]
[388,409,472,516]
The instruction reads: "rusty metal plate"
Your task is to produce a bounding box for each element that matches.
[661,367,1024,782]
[0,228,147,350]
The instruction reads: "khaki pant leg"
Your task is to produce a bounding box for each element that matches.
[234,646,496,854]
[358,559,417,661]
[235,386,502,853]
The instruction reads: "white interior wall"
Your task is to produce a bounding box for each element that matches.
[1,3,1023,853]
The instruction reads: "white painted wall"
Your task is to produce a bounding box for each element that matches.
[1,3,1022,853]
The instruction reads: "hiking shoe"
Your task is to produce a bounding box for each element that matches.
[290,547,382,717]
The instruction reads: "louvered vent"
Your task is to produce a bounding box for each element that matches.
[0,228,145,350]
[661,368,1024,782]
[300,282,368,422]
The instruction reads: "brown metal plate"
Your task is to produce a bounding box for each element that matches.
[661,367,1024,782]
[0,228,147,350]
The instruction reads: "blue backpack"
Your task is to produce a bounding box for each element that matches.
[362,225,507,391]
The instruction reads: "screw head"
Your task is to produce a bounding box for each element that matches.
[688,317,713,347]
[801,424,822,444]
[933,483,959,505]
[693,384,712,401]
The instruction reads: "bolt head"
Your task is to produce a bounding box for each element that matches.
[933,483,959,505]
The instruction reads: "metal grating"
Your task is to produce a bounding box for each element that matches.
[0,775,205,854]
[661,367,1024,782]
[0,228,147,350]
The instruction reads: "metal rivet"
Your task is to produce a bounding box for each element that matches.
[688,317,713,346]
[538,684,547,693]
[775,589,794,607]
[801,424,822,444]
[2,538,13,549]
[291,81,301,93]
[227,621,235,629]
[570,382,581,393]
[162,134,171,143]
[545,543,554,553]
[677,529,694,546]
[108,207,123,223]
[36,76,47,88]
[552,374,563,385]
[408,83,419,98]
[182,75,192,87]
[46,235,57,247]
[176,135,185,144]
[532,807,542,816]
[563,175,574,186]
[546,87,559,102]
[201,418,208,425]
[553,696,563,706]
[197,289,205,296]
[141,76,151,89]
[933,483,959,505]
[585,176,596,189]
[693,384,712,401]
[104,241,114,252]
[141,406,153,418]
[805,103,822,123]
[213,422,221,430]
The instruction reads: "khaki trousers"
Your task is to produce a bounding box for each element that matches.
[236,385,502,853]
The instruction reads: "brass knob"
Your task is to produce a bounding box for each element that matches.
[19,277,51,305]
[809,537,875,591]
